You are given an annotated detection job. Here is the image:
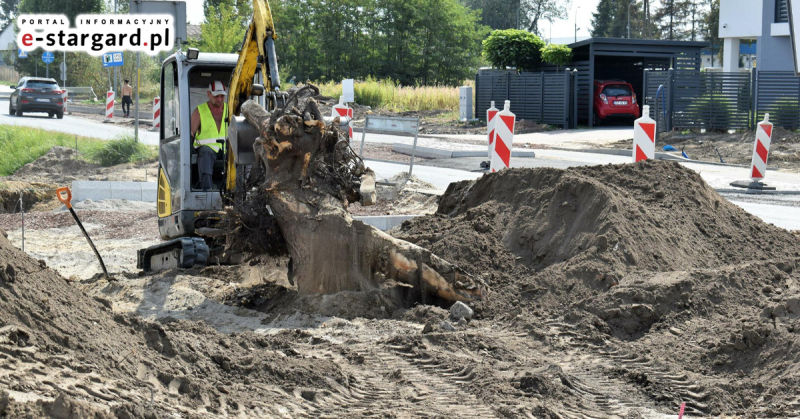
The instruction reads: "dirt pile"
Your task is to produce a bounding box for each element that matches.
[393,160,800,416]
[5,146,157,185]
[0,230,349,417]
[398,160,799,279]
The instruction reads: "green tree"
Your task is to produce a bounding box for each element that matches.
[522,0,569,36]
[13,0,104,79]
[482,29,544,71]
[190,0,247,53]
[540,43,572,71]
[273,0,486,86]
[0,0,19,28]
[203,0,252,26]
[591,0,613,37]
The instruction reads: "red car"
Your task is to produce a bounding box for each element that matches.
[593,80,640,125]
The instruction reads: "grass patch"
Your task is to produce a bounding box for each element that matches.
[0,126,107,176]
[86,135,156,167]
[0,81,16,87]
[315,77,473,112]
[0,126,156,176]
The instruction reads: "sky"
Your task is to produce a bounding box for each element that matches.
[184,0,602,43]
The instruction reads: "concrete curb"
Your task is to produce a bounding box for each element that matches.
[69,180,423,231]
[353,215,421,231]
[392,143,536,159]
[72,181,157,202]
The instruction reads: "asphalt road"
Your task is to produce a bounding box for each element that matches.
[3,98,799,231]
[0,98,159,145]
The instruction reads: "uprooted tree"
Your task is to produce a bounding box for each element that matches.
[229,86,485,302]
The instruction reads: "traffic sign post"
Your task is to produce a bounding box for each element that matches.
[42,52,54,78]
[18,49,27,59]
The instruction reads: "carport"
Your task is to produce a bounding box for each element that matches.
[566,38,709,126]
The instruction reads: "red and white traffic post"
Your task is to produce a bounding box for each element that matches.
[633,104,656,162]
[750,113,773,181]
[490,100,515,172]
[105,90,115,120]
[332,97,354,142]
[61,89,68,114]
[486,101,498,159]
[153,96,161,129]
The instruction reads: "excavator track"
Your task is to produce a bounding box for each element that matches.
[137,237,210,272]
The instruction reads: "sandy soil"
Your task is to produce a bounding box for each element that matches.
[2,161,800,418]
[603,128,800,171]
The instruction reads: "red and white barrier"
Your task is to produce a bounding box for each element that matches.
[153,96,161,129]
[486,101,498,159]
[633,105,656,162]
[750,113,773,181]
[490,100,515,172]
[332,97,354,142]
[105,90,115,119]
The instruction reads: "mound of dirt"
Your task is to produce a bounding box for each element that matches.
[391,160,800,415]
[0,230,349,417]
[398,160,800,284]
[6,146,157,185]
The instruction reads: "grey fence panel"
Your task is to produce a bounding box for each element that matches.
[672,71,751,130]
[476,71,570,128]
[755,71,800,129]
[542,73,568,126]
[570,61,590,125]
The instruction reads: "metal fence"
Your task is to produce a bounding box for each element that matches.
[475,71,572,128]
[755,71,800,130]
[644,70,754,131]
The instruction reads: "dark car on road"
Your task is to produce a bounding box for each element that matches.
[9,77,65,119]
[593,79,640,125]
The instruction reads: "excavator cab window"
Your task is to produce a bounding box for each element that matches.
[188,66,235,192]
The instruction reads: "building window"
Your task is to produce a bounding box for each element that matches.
[777,0,789,23]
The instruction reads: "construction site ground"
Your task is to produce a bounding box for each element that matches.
[3,112,800,417]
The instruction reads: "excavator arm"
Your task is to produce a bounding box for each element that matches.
[226,0,283,190]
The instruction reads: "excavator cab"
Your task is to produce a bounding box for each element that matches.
[139,0,292,271]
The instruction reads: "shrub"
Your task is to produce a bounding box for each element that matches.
[87,135,156,167]
[540,44,573,71]
[482,29,545,72]
[760,99,800,130]
[684,92,735,131]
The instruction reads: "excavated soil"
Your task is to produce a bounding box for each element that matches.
[4,159,800,417]
[605,128,800,170]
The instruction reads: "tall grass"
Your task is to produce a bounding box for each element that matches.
[85,135,156,167]
[0,126,155,176]
[315,77,474,112]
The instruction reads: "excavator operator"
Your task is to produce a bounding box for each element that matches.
[190,80,229,190]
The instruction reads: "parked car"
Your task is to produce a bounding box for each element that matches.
[9,77,65,119]
[593,80,639,125]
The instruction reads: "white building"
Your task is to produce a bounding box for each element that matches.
[719,0,790,72]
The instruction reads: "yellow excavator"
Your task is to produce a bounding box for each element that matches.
[137,0,299,270]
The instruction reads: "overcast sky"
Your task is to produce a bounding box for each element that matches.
[185,0,602,43]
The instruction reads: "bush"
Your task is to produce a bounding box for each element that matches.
[87,135,156,167]
[760,99,800,130]
[540,44,573,71]
[482,29,545,72]
[684,92,736,131]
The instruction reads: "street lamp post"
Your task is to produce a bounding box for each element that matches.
[574,6,580,42]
